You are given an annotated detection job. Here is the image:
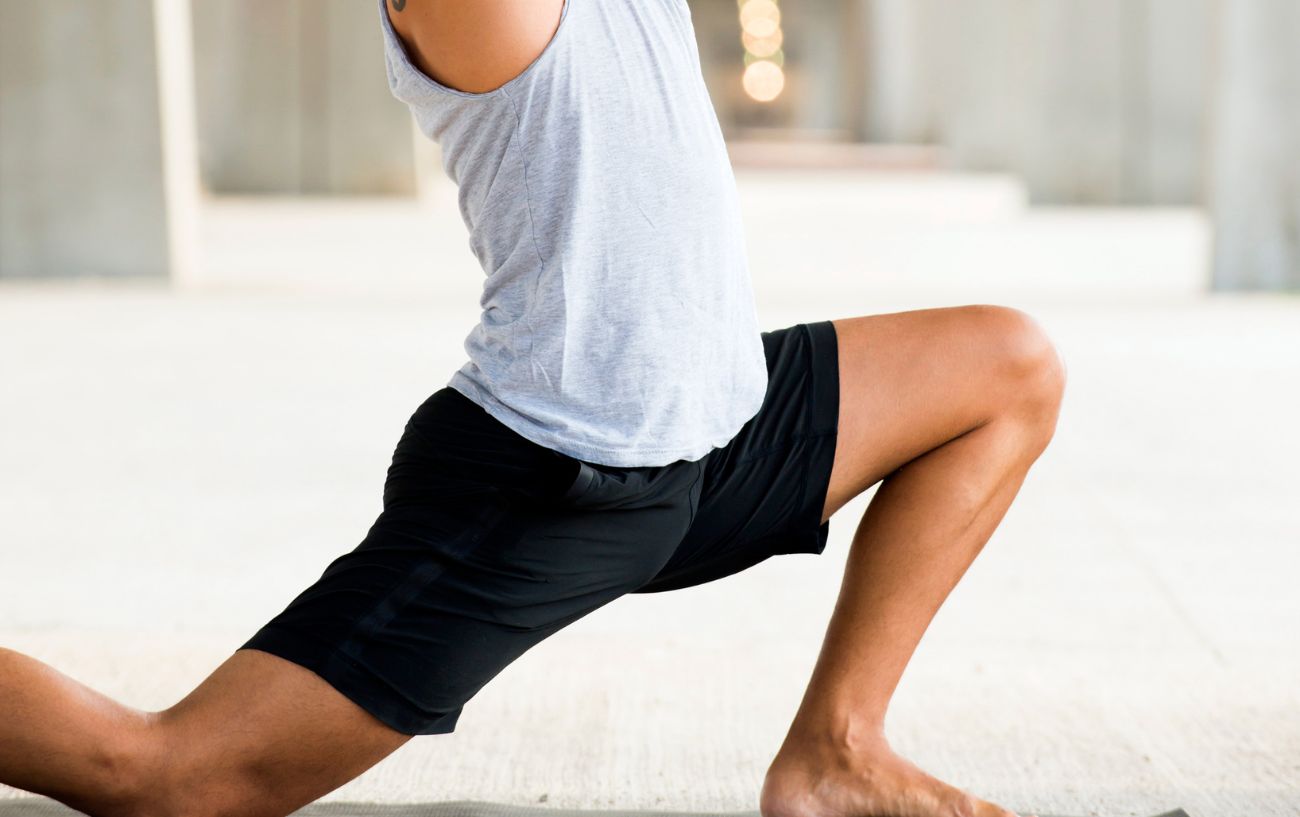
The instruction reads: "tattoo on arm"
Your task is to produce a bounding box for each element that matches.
[391,0,406,11]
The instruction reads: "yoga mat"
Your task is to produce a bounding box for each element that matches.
[0,798,1192,817]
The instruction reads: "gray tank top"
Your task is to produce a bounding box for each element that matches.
[377,0,768,467]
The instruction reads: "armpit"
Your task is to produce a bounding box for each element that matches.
[384,0,565,95]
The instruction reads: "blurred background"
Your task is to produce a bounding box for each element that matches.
[0,2,1297,816]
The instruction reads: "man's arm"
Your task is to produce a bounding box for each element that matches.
[386,0,565,95]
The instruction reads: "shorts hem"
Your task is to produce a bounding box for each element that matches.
[239,624,461,737]
[794,319,840,556]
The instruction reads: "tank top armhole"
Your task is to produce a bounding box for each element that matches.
[376,0,573,101]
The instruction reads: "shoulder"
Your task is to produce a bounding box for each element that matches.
[385,0,566,95]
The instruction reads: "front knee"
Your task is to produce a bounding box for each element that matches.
[135,782,294,817]
[71,713,167,817]
[119,723,294,817]
[971,304,1068,428]
[141,774,295,817]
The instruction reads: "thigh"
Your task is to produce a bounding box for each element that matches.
[241,387,699,734]
[196,387,696,811]
[823,304,1053,520]
[635,306,1052,595]
[150,649,411,816]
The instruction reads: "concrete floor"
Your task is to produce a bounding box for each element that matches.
[1,175,1296,816]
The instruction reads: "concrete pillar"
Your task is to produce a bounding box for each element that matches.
[782,0,861,138]
[0,0,199,280]
[858,0,1212,205]
[857,0,934,143]
[919,0,1038,176]
[1021,0,1132,203]
[1133,0,1215,205]
[1208,0,1300,290]
[191,0,420,195]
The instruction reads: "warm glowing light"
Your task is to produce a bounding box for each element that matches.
[742,60,785,102]
[738,0,784,102]
[739,0,781,39]
[742,27,783,59]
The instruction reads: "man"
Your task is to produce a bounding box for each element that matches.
[0,2,1065,815]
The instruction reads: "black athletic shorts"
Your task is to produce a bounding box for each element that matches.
[240,319,840,735]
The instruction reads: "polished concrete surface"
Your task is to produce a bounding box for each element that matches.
[0,798,1196,817]
[1,179,1294,816]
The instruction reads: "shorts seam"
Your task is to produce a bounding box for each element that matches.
[687,459,704,525]
[733,431,836,468]
[331,499,511,668]
[400,418,437,449]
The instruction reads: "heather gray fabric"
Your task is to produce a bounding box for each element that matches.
[377,0,768,467]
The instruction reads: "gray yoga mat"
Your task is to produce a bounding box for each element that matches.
[0,799,1191,817]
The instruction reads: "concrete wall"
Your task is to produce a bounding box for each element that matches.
[0,0,198,279]
[1208,0,1300,289]
[849,0,1298,289]
[692,0,1214,205]
[691,0,867,140]
[854,0,1215,206]
[191,0,419,195]
[688,0,1295,290]
[5,1,1293,287]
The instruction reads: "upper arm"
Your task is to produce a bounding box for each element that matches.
[385,0,565,95]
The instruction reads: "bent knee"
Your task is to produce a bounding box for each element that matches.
[134,778,299,817]
[122,728,303,817]
[967,304,1067,423]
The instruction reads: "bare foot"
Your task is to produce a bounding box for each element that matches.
[761,732,1035,817]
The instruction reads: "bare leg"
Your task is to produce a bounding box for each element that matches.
[0,647,154,812]
[0,647,410,817]
[762,305,1066,817]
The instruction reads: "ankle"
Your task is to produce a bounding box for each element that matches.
[782,712,890,761]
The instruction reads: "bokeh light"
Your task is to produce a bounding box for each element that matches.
[742,59,785,103]
[738,0,786,103]
[742,28,783,59]
[739,0,781,38]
